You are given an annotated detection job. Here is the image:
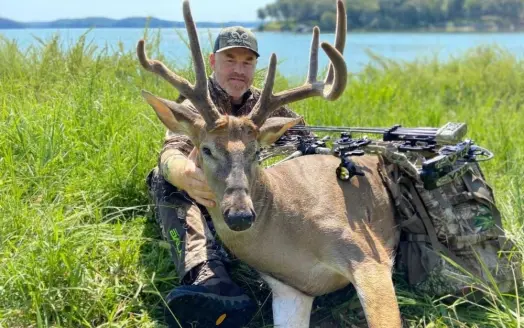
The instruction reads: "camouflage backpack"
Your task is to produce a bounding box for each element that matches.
[370,141,519,297]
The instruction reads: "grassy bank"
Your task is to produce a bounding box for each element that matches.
[0,31,523,327]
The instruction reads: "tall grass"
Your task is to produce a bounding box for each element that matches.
[0,30,522,327]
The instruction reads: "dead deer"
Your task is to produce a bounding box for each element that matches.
[137,0,401,327]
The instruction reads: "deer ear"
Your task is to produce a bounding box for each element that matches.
[257,117,304,147]
[141,90,204,137]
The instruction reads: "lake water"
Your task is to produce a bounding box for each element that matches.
[1,28,523,77]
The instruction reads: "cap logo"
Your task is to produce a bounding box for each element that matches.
[227,31,252,47]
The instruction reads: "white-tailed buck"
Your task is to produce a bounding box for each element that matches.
[137,0,401,327]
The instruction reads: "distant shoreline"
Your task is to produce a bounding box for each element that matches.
[0,17,259,30]
[2,17,524,33]
[258,22,524,34]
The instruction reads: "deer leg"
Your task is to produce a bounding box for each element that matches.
[261,274,314,328]
[350,263,401,328]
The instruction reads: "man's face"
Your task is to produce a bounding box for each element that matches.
[210,47,257,101]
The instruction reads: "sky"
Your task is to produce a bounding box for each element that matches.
[0,0,275,22]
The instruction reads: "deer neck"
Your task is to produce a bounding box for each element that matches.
[251,167,276,216]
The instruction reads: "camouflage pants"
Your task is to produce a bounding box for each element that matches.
[146,166,229,282]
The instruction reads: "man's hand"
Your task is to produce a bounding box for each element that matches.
[163,148,216,208]
[181,148,217,207]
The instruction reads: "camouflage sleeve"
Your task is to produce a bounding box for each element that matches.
[159,131,193,158]
[269,104,314,138]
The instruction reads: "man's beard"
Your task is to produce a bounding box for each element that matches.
[227,75,249,96]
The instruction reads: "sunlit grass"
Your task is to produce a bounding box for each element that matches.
[0,30,522,327]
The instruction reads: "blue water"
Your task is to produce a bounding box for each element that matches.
[2,28,523,77]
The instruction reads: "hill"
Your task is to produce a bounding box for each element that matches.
[0,17,258,29]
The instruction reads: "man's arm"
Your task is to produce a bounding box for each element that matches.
[157,98,195,187]
[269,104,315,138]
[159,138,191,187]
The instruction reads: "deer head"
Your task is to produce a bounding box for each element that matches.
[138,0,348,232]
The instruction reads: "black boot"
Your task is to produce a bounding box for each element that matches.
[164,260,257,328]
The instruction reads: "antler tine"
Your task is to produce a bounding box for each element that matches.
[137,39,194,98]
[306,27,320,84]
[325,0,347,84]
[182,0,209,92]
[248,54,278,125]
[137,0,221,128]
[248,0,348,127]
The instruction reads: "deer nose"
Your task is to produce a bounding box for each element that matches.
[223,208,256,231]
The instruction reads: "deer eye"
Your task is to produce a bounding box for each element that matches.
[202,147,213,157]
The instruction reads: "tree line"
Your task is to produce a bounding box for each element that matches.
[256,0,524,32]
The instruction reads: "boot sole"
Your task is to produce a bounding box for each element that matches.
[165,289,257,328]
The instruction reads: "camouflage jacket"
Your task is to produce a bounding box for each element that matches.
[159,76,310,160]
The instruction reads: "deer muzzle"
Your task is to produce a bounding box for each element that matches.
[223,208,256,231]
[222,188,256,231]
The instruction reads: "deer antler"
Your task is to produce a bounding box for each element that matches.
[137,0,221,129]
[248,0,348,127]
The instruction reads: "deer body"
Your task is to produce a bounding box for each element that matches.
[137,1,402,326]
[208,154,398,297]
[205,143,401,328]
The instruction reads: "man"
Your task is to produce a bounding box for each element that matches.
[146,26,310,327]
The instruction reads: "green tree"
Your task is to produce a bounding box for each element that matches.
[264,3,279,20]
[277,0,293,22]
[320,11,337,30]
[257,0,524,31]
[345,0,379,28]
[257,8,267,22]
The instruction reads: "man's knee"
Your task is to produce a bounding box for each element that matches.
[146,166,191,234]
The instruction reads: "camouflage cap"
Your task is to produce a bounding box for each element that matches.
[213,26,260,58]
